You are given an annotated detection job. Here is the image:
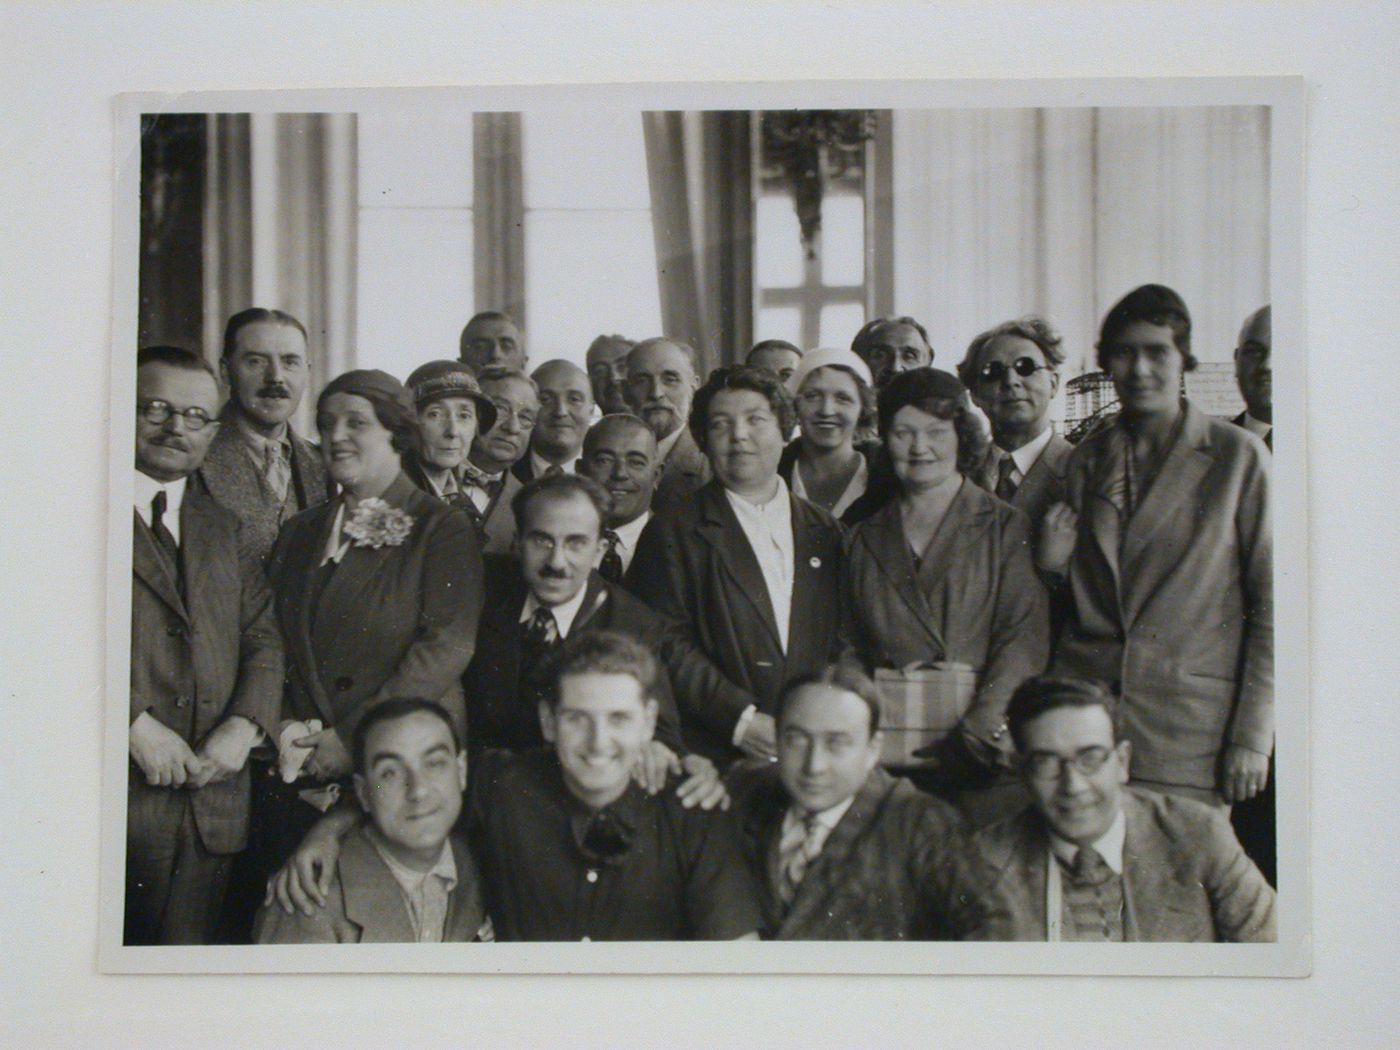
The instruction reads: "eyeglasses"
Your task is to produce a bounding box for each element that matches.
[139,399,217,431]
[977,357,1050,383]
[1022,745,1114,780]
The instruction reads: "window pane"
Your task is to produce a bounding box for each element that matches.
[821,193,865,286]
[358,110,473,209]
[819,302,867,350]
[756,306,802,348]
[357,207,473,378]
[523,111,651,210]
[755,195,804,287]
[525,210,662,368]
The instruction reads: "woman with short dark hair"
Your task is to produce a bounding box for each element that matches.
[839,368,1049,815]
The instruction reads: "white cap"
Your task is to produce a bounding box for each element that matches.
[790,347,875,393]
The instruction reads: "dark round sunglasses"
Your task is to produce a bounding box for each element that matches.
[977,357,1049,383]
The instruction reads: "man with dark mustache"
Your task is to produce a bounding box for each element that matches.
[196,308,329,563]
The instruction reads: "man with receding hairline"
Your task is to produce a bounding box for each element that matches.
[624,337,711,513]
[459,311,526,374]
[515,359,593,482]
[1233,305,1272,450]
[585,334,635,415]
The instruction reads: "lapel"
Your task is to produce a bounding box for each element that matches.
[132,510,187,621]
[277,501,341,722]
[311,473,425,653]
[178,487,225,617]
[1012,433,1069,513]
[289,430,328,506]
[442,836,483,942]
[1119,791,1193,942]
[912,479,990,597]
[696,482,783,653]
[782,768,895,933]
[857,499,948,654]
[1118,403,1214,623]
[571,573,612,634]
[980,810,1050,938]
[198,422,263,516]
[339,830,418,942]
[786,494,833,654]
[737,766,790,917]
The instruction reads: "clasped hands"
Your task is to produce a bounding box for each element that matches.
[129,712,260,789]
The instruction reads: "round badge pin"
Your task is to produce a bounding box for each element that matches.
[809,556,822,568]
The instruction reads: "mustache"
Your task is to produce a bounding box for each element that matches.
[538,566,571,580]
[151,435,191,450]
[256,385,291,399]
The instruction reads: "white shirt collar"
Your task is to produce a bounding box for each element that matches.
[134,471,188,541]
[530,448,577,477]
[520,578,594,639]
[1241,412,1272,440]
[786,792,856,834]
[724,473,789,516]
[1006,424,1056,481]
[321,501,350,566]
[1048,807,1126,875]
[369,828,458,893]
[608,510,651,553]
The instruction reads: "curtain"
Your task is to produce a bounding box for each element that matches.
[473,112,525,329]
[203,112,358,435]
[642,111,753,372]
[891,106,1270,378]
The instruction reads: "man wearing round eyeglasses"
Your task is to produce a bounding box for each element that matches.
[129,346,283,944]
[958,317,1077,581]
[954,676,1275,942]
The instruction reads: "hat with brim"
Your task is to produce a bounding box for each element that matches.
[318,368,414,414]
[405,360,498,432]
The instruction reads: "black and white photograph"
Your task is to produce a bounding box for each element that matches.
[100,79,1306,975]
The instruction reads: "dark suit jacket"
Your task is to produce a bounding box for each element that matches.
[730,762,965,939]
[1054,400,1273,790]
[650,427,711,516]
[268,472,484,744]
[626,481,844,762]
[130,485,283,854]
[956,788,1277,941]
[510,450,580,485]
[840,481,1049,755]
[253,827,487,943]
[195,417,329,563]
[462,559,685,754]
[1232,411,1273,451]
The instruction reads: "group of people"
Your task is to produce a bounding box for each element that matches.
[127,283,1276,946]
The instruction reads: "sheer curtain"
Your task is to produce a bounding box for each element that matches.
[892,106,1270,377]
[203,112,358,434]
[642,111,753,372]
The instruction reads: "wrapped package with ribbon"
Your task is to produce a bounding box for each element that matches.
[873,661,978,766]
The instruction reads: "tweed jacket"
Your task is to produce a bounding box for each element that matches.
[253,827,487,943]
[268,472,484,743]
[462,558,686,754]
[626,481,845,763]
[650,426,712,516]
[195,416,329,563]
[730,762,967,940]
[974,431,1074,538]
[957,788,1277,942]
[1053,400,1273,790]
[130,485,284,854]
[469,466,523,556]
[839,480,1049,753]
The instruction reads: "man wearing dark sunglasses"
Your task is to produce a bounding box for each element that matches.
[953,676,1275,942]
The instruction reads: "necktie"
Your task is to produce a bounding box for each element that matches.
[150,489,181,585]
[1070,844,1113,887]
[778,814,826,906]
[522,605,560,654]
[599,529,625,583]
[995,451,1018,502]
[417,874,451,943]
[263,441,291,501]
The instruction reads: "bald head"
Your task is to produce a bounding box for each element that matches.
[1234,305,1272,424]
[531,359,594,465]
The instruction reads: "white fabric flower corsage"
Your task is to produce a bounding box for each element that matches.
[343,498,414,548]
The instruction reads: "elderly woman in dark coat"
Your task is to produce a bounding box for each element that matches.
[839,368,1049,814]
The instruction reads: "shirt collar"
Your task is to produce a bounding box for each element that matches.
[1241,412,1272,440]
[609,510,651,551]
[321,501,349,565]
[1048,807,1126,875]
[724,473,789,518]
[1007,424,1056,478]
[421,465,461,499]
[520,578,594,638]
[785,792,856,835]
[134,470,187,519]
[366,826,458,894]
[530,449,577,477]
[232,413,292,454]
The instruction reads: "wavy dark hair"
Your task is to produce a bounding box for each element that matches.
[1095,283,1198,372]
[1006,675,1122,754]
[876,367,989,476]
[688,364,797,452]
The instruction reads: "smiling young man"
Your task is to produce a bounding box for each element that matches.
[728,666,967,940]
[196,308,329,563]
[269,633,760,941]
[957,676,1276,942]
[626,366,845,767]
[254,700,489,943]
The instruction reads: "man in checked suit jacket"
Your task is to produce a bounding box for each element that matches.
[956,676,1275,942]
[195,308,329,563]
[729,667,970,940]
[627,365,845,767]
[128,347,283,945]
